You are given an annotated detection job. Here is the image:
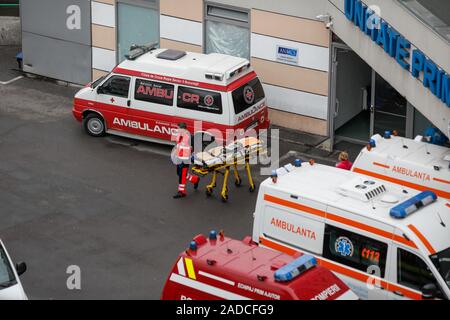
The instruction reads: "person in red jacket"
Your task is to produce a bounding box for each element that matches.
[172,123,200,199]
[336,151,353,171]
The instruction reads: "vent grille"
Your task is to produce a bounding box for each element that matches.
[365,185,387,200]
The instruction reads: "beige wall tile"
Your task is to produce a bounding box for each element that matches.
[252,9,329,48]
[93,0,115,5]
[92,68,109,81]
[269,108,328,136]
[92,24,116,50]
[160,38,202,53]
[252,57,328,97]
[160,0,203,22]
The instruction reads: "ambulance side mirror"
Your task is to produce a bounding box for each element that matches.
[421,283,438,299]
[15,262,27,276]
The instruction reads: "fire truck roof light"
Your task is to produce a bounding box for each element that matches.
[189,241,198,251]
[274,255,317,282]
[209,230,217,240]
[390,191,437,219]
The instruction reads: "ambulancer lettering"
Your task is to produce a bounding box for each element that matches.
[311,284,342,300]
[237,103,265,122]
[112,118,177,135]
[136,85,173,100]
[270,218,317,240]
[237,283,281,300]
[391,166,431,182]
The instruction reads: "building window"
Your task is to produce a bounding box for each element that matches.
[204,2,250,59]
[117,0,159,63]
[323,225,388,277]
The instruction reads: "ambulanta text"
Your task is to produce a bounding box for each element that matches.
[391,166,431,182]
[270,218,317,240]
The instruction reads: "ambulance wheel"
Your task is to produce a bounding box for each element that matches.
[249,185,255,193]
[83,113,106,137]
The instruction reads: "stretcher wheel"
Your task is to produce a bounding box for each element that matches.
[221,194,229,202]
[206,187,213,197]
[235,179,242,187]
[249,185,255,193]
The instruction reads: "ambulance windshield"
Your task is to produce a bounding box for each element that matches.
[430,247,450,290]
[91,75,107,89]
[232,77,265,115]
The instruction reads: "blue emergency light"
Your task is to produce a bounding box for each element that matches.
[209,230,217,240]
[384,131,392,139]
[274,255,317,282]
[189,241,198,251]
[369,139,377,148]
[294,159,302,167]
[390,191,437,219]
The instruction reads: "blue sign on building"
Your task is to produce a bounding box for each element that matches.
[344,0,450,108]
[276,45,299,65]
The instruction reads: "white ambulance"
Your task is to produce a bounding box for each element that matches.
[0,240,27,300]
[353,132,450,199]
[252,161,450,300]
[73,45,269,145]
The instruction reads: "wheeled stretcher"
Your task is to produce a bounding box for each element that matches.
[191,137,266,202]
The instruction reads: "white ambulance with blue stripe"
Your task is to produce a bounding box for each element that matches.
[252,160,450,300]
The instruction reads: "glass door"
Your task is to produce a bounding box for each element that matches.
[371,73,407,137]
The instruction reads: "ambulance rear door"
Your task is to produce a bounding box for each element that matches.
[95,74,132,131]
[259,190,326,256]
[128,77,177,140]
[174,86,230,141]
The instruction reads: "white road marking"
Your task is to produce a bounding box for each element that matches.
[0,76,24,85]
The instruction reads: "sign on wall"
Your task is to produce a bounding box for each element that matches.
[276,45,299,65]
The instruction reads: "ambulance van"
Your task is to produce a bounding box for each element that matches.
[73,45,269,145]
[161,231,358,300]
[0,239,27,300]
[252,161,450,300]
[352,133,450,199]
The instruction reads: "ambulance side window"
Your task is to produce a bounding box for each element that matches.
[177,86,222,114]
[134,79,175,106]
[99,76,130,98]
[323,225,388,277]
[397,249,443,297]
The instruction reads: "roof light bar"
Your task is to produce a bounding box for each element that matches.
[390,190,437,219]
[274,255,317,282]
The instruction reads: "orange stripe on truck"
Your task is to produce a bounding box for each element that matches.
[433,177,450,185]
[259,236,422,300]
[407,225,436,255]
[353,167,450,199]
[373,162,390,169]
[264,194,326,218]
[264,194,417,249]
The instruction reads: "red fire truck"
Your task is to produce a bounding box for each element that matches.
[161,231,358,300]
